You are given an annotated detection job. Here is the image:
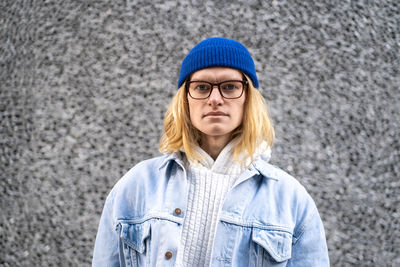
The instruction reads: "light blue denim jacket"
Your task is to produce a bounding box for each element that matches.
[92,153,329,266]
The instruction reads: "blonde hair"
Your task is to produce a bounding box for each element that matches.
[159,76,275,163]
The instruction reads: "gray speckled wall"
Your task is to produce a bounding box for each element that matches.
[1,0,399,266]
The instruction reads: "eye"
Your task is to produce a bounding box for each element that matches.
[221,81,242,91]
[221,83,237,90]
[195,84,210,91]
[189,82,212,98]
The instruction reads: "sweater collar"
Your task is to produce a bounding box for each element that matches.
[187,138,271,175]
[160,143,278,182]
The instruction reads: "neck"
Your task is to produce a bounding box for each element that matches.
[200,134,232,160]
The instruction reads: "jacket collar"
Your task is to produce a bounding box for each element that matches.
[252,158,280,181]
[160,151,280,182]
[158,151,185,171]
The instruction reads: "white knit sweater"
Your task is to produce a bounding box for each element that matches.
[175,139,270,266]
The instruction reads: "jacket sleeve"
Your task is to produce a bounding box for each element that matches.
[287,206,330,266]
[92,192,121,267]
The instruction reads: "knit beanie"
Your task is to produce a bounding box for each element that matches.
[177,37,259,88]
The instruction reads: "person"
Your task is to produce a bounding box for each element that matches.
[92,37,329,266]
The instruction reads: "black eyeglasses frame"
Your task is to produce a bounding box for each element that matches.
[185,79,248,100]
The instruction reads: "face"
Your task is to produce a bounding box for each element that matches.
[187,67,246,142]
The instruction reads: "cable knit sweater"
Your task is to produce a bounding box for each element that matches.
[175,139,271,266]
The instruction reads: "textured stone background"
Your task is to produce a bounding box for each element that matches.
[1,0,399,266]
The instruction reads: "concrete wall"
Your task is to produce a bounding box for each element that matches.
[1,0,399,265]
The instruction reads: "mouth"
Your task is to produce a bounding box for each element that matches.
[204,111,228,118]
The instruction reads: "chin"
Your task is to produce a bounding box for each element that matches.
[201,128,233,137]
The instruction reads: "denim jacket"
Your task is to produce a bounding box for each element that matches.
[92,153,329,266]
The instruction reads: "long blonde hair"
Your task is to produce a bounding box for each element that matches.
[159,76,274,163]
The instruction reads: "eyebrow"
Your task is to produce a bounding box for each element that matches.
[191,74,242,81]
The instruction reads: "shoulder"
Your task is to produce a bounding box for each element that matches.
[108,154,171,197]
[253,158,318,220]
[124,154,170,176]
[252,158,322,237]
[254,159,308,196]
[103,154,179,217]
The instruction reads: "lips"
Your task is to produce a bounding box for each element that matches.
[204,111,228,117]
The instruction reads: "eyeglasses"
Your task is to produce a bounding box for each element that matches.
[186,80,248,99]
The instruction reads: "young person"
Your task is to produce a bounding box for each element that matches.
[92,37,329,266]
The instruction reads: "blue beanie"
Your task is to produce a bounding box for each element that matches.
[177,37,259,88]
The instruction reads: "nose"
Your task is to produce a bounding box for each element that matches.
[207,86,224,105]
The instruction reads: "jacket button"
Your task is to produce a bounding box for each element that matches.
[165,251,173,260]
[174,208,182,216]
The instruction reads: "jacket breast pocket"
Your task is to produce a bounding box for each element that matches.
[118,221,151,267]
[251,228,292,266]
